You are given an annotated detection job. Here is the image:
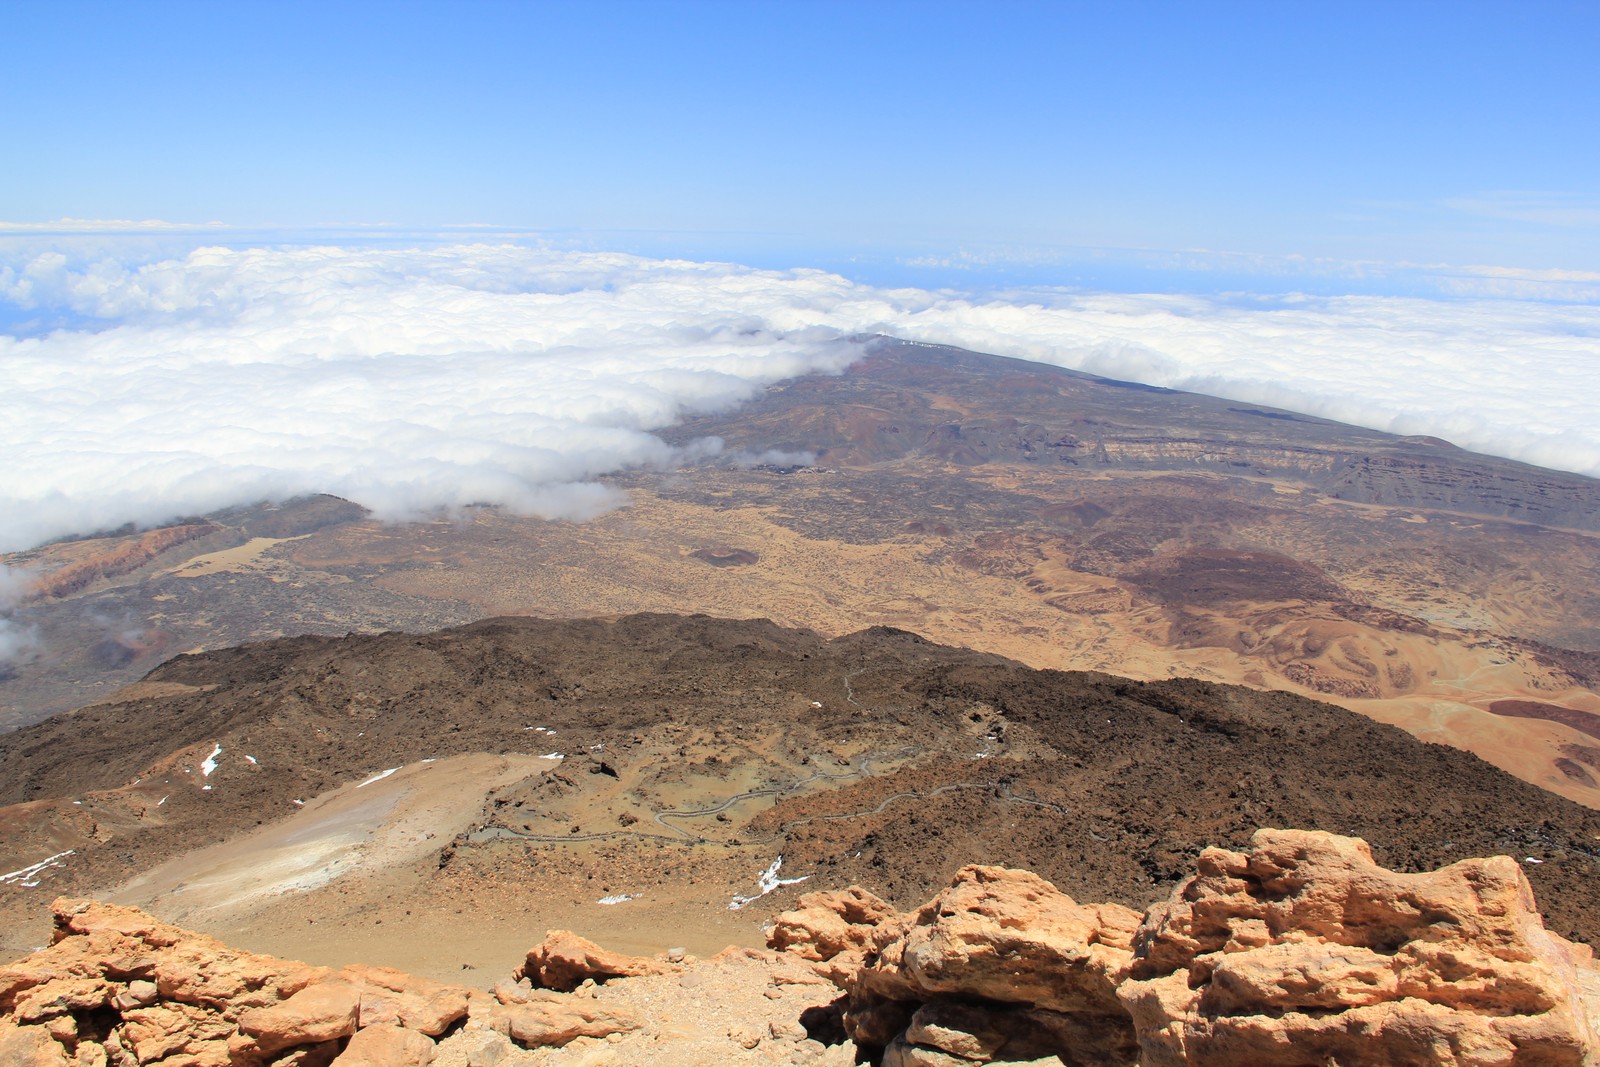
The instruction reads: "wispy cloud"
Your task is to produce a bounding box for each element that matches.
[1443,191,1600,228]
[0,218,230,233]
[0,241,1596,555]
[0,566,39,672]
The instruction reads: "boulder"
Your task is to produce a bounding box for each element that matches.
[821,865,1142,1065]
[502,1001,640,1047]
[514,930,680,992]
[119,1002,236,1064]
[342,965,469,1035]
[238,980,361,1054]
[332,1023,435,1066]
[1121,828,1600,1066]
[854,865,1140,1016]
[0,1020,71,1066]
[769,885,899,977]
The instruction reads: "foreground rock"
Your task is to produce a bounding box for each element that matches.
[1122,829,1600,1067]
[8,830,1600,1065]
[0,901,658,1066]
[779,867,1142,1065]
[773,830,1600,1067]
[514,929,682,992]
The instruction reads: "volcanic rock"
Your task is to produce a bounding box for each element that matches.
[239,981,361,1053]
[0,898,467,1066]
[514,929,682,992]
[500,1000,640,1048]
[778,865,1143,1064]
[767,885,899,982]
[332,1022,434,1065]
[1121,828,1600,1066]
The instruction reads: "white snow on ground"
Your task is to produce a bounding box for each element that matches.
[244,755,258,765]
[157,796,168,806]
[357,768,399,788]
[0,850,74,887]
[727,856,810,910]
[201,743,222,777]
[597,894,638,905]
[539,752,564,760]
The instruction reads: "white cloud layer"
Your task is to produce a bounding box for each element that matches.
[0,566,39,670]
[1,242,1597,554]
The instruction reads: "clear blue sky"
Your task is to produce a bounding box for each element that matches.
[5,1,1598,282]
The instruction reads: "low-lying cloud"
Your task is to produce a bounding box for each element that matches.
[1,242,1596,554]
[0,566,39,672]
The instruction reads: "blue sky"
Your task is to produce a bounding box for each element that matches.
[2,3,1599,570]
[5,1,1598,288]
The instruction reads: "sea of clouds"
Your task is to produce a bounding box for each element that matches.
[2,241,1598,563]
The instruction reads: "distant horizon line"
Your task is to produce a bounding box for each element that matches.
[3,220,1598,306]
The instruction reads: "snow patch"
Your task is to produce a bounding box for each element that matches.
[1,850,74,888]
[244,755,258,765]
[357,768,399,788]
[597,894,637,906]
[728,856,810,910]
[540,752,564,760]
[201,743,222,777]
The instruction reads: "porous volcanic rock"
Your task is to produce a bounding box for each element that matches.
[0,898,472,1065]
[779,865,1143,1065]
[767,885,900,983]
[513,930,682,992]
[776,833,1600,1067]
[1120,828,1600,1066]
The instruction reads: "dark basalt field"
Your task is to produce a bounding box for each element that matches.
[5,614,1599,952]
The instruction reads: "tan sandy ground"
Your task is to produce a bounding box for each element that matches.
[87,754,810,987]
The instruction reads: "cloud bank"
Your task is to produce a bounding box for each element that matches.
[1,242,1597,554]
[0,566,39,671]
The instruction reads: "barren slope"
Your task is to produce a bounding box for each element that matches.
[3,615,1599,981]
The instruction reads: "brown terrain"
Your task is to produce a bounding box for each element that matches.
[2,340,1597,809]
[6,829,1600,1065]
[3,615,1600,992]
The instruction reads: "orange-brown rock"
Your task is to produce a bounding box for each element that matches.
[1121,828,1600,1066]
[342,965,469,1036]
[501,1001,640,1047]
[331,1022,434,1066]
[514,929,681,992]
[0,899,468,1066]
[855,865,1139,1015]
[768,885,898,982]
[238,980,361,1054]
[777,865,1143,1064]
[0,1019,72,1066]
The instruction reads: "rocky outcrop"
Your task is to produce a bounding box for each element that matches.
[513,929,682,992]
[0,902,647,1065]
[1121,828,1600,1067]
[767,884,900,983]
[773,832,1600,1067]
[8,831,1600,1066]
[779,866,1143,1065]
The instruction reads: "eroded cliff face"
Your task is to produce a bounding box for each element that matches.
[7,830,1598,1067]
